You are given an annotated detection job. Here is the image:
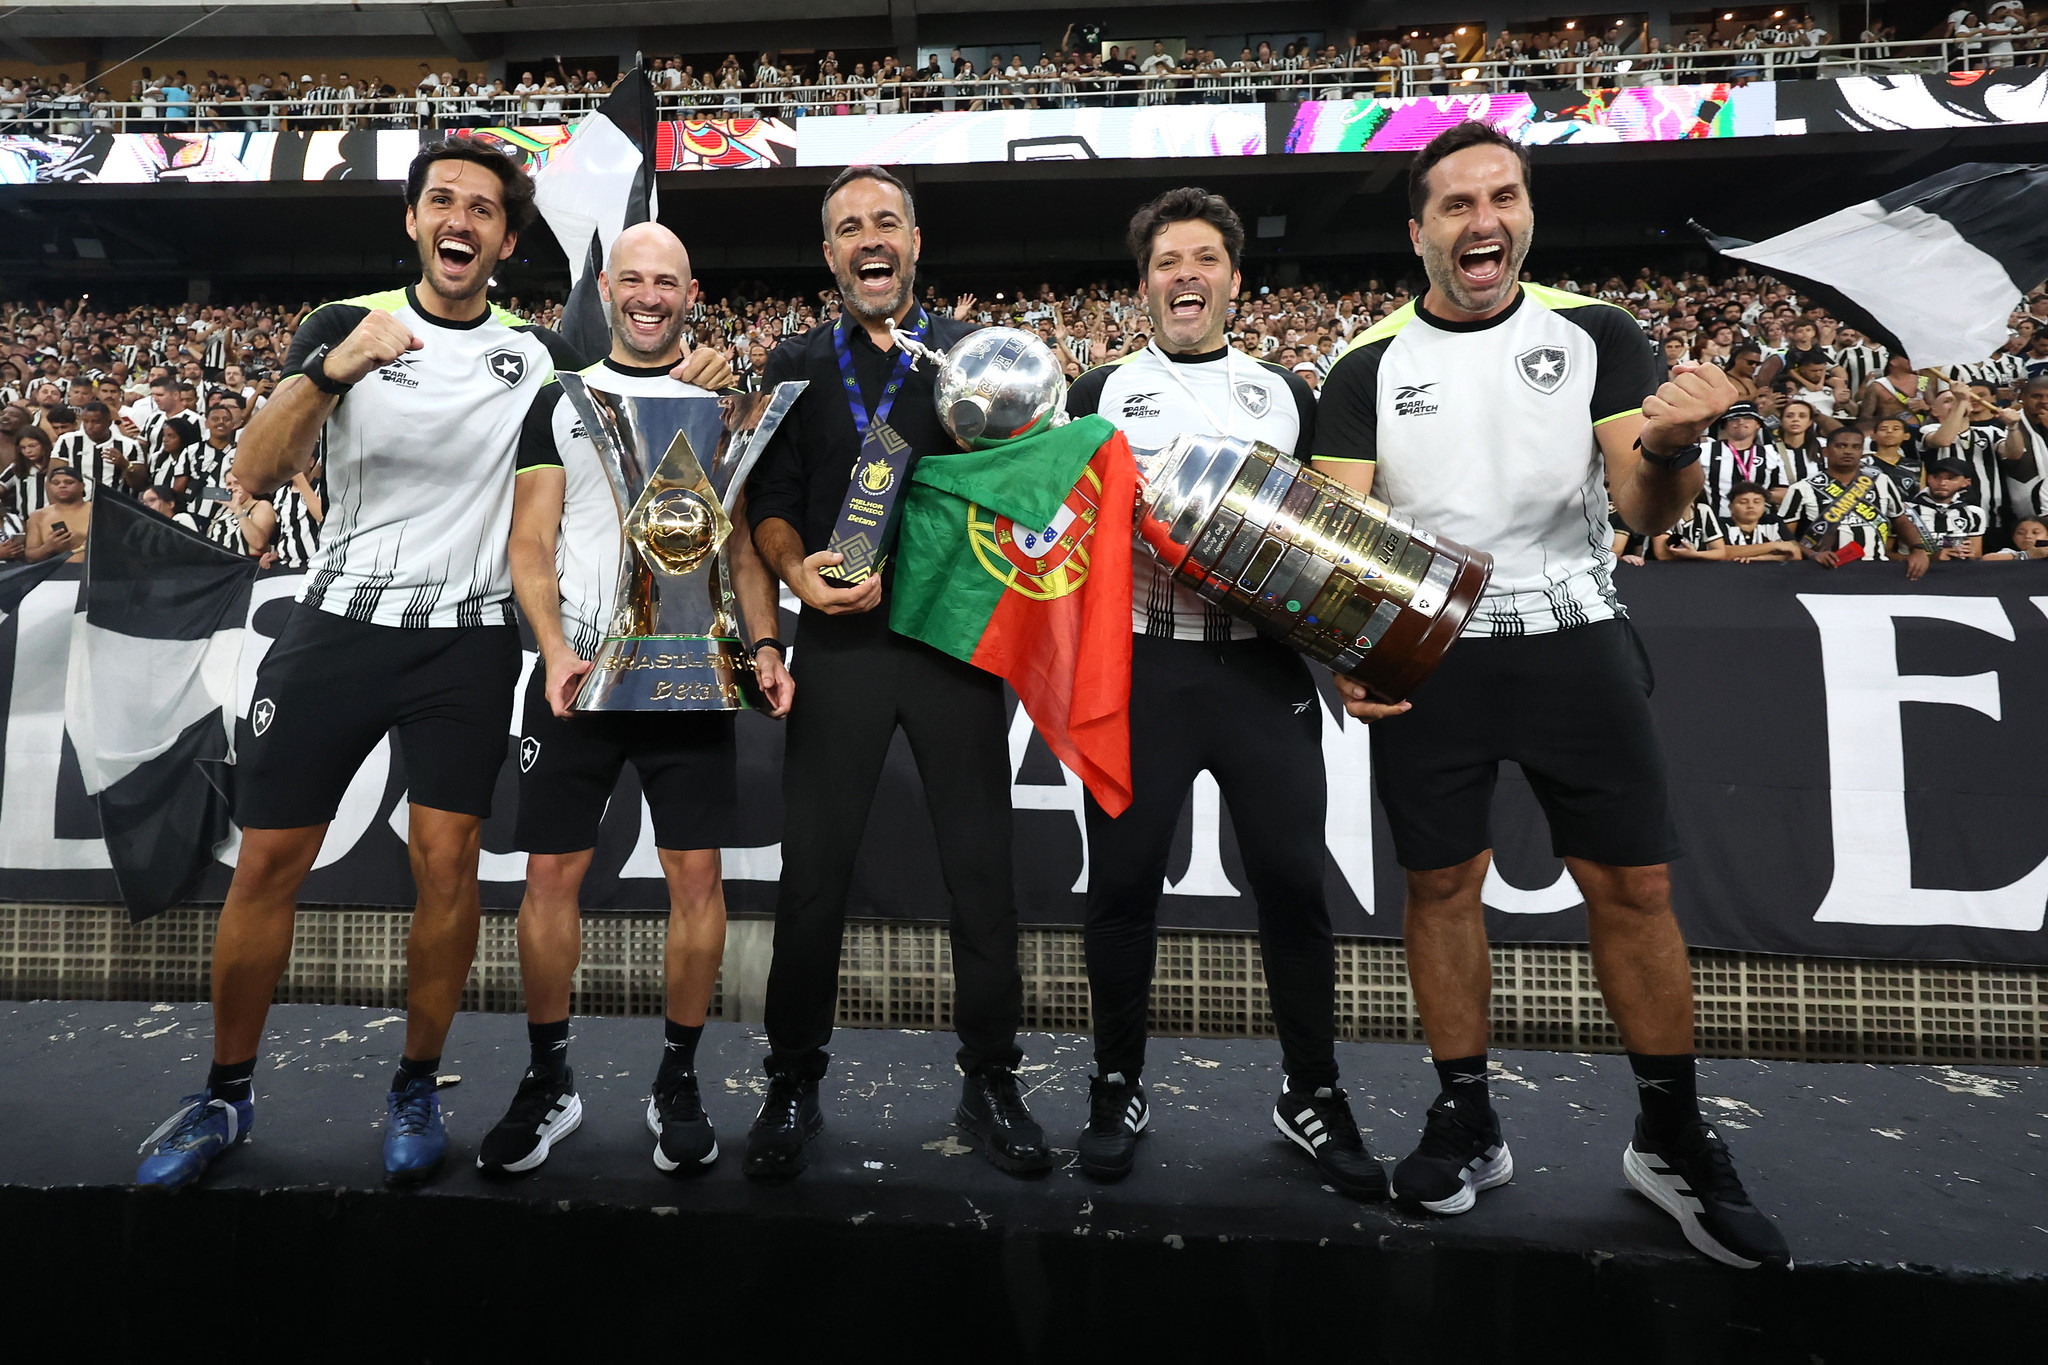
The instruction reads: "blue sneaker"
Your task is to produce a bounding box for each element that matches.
[136,1092,253,1189]
[383,1077,448,1187]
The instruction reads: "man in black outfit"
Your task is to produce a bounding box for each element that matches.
[741,165,1049,1180]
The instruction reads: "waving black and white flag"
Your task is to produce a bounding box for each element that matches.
[64,496,255,922]
[533,68,661,367]
[1695,162,2048,367]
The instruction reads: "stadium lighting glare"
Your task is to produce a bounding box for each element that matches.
[1456,27,1467,35]
[1773,8,1785,15]
[1615,59,1634,72]
[1410,30,1420,37]
[1564,21,1576,29]
[1722,11,1734,18]
[1461,67,1481,80]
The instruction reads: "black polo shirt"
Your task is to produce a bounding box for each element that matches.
[745,305,975,646]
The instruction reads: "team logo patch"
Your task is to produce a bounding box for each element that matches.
[485,348,528,389]
[251,697,275,736]
[1516,345,1569,394]
[520,736,540,773]
[1233,380,1272,418]
[968,465,1101,602]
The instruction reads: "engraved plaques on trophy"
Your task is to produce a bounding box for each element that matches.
[559,376,806,711]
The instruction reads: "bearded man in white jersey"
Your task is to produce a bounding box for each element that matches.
[1063,188,1384,1200]
[135,143,733,1192]
[1316,122,1788,1269]
[481,223,793,1178]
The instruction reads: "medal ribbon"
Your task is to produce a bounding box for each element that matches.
[834,308,927,440]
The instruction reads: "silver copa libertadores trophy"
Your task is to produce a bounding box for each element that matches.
[898,326,1492,704]
[559,375,807,711]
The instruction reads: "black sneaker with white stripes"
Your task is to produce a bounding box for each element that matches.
[1272,1084,1389,1200]
[646,1072,718,1173]
[1391,1094,1513,1215]
[475,1067,582,1176]
[1623,1115,1790,1269]
[1077,1072,1149,1181]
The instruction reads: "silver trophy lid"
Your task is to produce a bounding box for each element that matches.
[893,324,1067,445]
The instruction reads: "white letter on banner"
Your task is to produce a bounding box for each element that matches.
[1009,703,1089,893]
[1321,699,1374,916]
[0,579,110,869]
[1802,593,2048,931]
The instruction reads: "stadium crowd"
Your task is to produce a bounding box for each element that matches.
[4,5,2046,134]
[3,266,2044,572]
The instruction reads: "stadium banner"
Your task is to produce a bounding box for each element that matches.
[1281,81,1776,153]
[0,565,2044,967]
[1770,66,2048,135]
[793,102,1266,165]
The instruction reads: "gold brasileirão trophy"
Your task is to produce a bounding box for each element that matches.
[558,375,807,711]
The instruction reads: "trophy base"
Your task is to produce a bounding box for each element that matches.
[573,636,761,712]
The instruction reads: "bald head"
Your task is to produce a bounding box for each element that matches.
[600,222,697,366]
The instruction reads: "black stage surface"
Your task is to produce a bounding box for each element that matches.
[4,1001,2043,1363]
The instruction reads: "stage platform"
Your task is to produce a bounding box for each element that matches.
[3,1001,2042,1362]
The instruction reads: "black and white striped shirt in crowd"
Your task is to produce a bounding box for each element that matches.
[1697,438,1786,517]
[1910,491,1988,550]
[53,429,143,493]
[1664,500,1725,552]
[1771,435,1826,488]
[1723,519,1789,546]
[202,331,230,372]
[8,461,93,516]
[1835,342,1887,397]
[268,481,321,568]
[1935,422,2012,528]
[206,502,258,557]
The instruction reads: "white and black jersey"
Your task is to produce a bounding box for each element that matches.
[268,481,321,567]
[1663,500,1724,552]
[516,359,721,658]
[1314,284,1658,638]
[1910,491,1987,550]
[12,460,92,514]
[282,285,576,628]
[1780,470,1908,559]
[53,429,142,493]
[1066,343,1318,641]
[1935,421,2015,529]
[182,437,236,492]
[205,502,259,557]
[1723,519,1789,546]
[2004,418,2048,519]
[1770,435,1825,489]
[1697,438,1785,517]
[1835,342,1887,396]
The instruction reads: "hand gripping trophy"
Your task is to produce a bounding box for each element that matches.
[559,374,807,711]
[895,326,1492,703]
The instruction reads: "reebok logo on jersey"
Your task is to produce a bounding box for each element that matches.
[486,348,528,389]
[1516,345,1569,394]
[251,697,275,736]
[376,355,420,389]
[1233,380,1272,418]
[520,736,540,772]
[1121,391,1162,420]
[1394,382,1439,417]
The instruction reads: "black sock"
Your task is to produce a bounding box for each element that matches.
[1432,1054,1492,1113]
[207,1058,256,1104]
[528,1019,570,1079]
[656,1018,702,1089]
[392,1055,440,1094]
[1628,1052,1701,1139]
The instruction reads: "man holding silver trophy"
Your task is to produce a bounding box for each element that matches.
[479,222,796,1177]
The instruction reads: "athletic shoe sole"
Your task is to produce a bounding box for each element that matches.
[954,1103,1056,1174]
[383,1155,444,1189]
[645,1095,719,1173]
[476,1091,583,1176]
[1078,1105,1151,1182]
[1272,1107,1390,1200]
[1401,1143,1515,1216]
[1623,1143,1791,1271]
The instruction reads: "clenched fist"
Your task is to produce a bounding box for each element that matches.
[670,345,735,392]
[1641,361,1739,457]
[323,312,423,386]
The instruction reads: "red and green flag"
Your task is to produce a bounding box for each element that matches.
[891,413,1136,816]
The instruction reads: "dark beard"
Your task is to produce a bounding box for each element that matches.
[609,303,683,362]
[835,264,911,322]
[1420,227,1531,315]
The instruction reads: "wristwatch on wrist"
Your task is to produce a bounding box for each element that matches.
[302,344,352,396]
[1635,435,1701,472]
[750,637,786,661]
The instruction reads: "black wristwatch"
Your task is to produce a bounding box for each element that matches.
[750,637,786,661]
[1635,436,1701,472]
[301,344,352,396]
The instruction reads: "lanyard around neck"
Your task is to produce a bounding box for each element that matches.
[833,309,926,439]
[1148,342,1242,439]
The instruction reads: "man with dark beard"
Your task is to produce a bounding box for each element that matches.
[741,164,1050,1180]
[1315,123,1789,1270]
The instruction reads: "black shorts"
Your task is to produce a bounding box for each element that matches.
[1370,617,1681,871]
[514,664,738,855]
[235,607,521,829]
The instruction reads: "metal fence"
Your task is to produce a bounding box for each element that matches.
[2,902,2038,1064]
[5,37,2043,138]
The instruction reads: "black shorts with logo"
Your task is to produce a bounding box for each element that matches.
[235,606,521,829]
[514,664,738,855]
[1370,617,1681,871]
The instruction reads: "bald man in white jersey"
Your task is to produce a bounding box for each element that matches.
[1315,122,1787,1269]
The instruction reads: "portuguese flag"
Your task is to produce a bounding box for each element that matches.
[891,413,1136,816]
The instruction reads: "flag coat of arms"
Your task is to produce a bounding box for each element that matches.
[890,414,1136,816]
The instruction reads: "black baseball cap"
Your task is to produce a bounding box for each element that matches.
[1717,401,1762,425]
[1926,457,1973,479]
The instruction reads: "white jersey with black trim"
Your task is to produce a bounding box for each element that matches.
[281,285,575,628]
[1066,342,1318,641]
[1312,284,1659,638]
[516,359,719,660]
